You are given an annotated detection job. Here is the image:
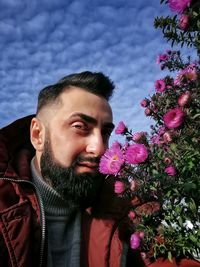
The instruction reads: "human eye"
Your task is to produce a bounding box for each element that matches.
[72,121,89,132]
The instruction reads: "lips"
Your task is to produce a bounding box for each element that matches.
[78,162,98,169]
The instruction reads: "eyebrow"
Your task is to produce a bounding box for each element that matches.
[69,112,115,130]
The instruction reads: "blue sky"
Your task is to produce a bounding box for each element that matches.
[0,0,171,137]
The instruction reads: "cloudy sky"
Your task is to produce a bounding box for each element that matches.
[0,0,171,138]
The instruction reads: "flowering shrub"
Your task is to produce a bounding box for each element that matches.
[154,0,200,52]
[99,0,200,263]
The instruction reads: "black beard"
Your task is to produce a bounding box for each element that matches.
[40,138,104,212]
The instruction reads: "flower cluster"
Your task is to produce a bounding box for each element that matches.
[99,0,200,262]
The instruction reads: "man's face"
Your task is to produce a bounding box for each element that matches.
[39,87,114,206]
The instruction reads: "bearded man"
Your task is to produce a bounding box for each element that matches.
[0,71,199,267]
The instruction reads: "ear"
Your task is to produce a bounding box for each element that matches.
[30,117,45,152]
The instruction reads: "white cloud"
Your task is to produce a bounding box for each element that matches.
[0,0,170,131]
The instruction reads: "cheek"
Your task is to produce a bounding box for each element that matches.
[50,135,85,166]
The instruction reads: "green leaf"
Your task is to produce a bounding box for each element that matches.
[188,199,197,213]
[192,11,198,17]
[184,183,197,193]
[189,235,197,243]
[178,216,183,226]
[168,251,173,262]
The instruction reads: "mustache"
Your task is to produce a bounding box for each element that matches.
[75,155,100,165]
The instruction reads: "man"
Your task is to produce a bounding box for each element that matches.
[0,71,199,267]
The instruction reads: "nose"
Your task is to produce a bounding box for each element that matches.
[86,132,106,157]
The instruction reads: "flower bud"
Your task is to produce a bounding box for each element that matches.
[114,181,125,194]
[128,211,136,220]
[130,179,137,191]
[140,99,149,108]
[132,132,143,142]
[139,231,145,239]
[178,91,191,107]
[163,132,172,143]
[145,108,152,116]
[140,252,146,260]
[179,14,189,30]
[164,157,172,165]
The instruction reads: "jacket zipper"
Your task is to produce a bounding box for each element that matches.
[0,177,46,267]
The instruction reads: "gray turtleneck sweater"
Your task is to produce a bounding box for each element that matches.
[31,159,81,267]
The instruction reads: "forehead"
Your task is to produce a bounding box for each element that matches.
[55,87,113,122]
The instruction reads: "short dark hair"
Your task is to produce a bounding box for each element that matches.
[36,71,115,114]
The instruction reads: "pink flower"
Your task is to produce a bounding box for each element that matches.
[156,53,169,64]
[151,134,161,145]
[178,91,191,107]
[125,144,148,164]
[111,141,121,149]
[155,79,166,92]
[169,0,192,13]
[140,99,149,108]
[99,143,124,175]
[130,233,141,250]
[165,166,176,176]
[115,121,126,134]
[128,211,136,220]
[175,64,197,85]
[114,181,125,194]
[163,108,185,129]
[179,14,189,30]
[158,126,166,135]
[184,64,198,81]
